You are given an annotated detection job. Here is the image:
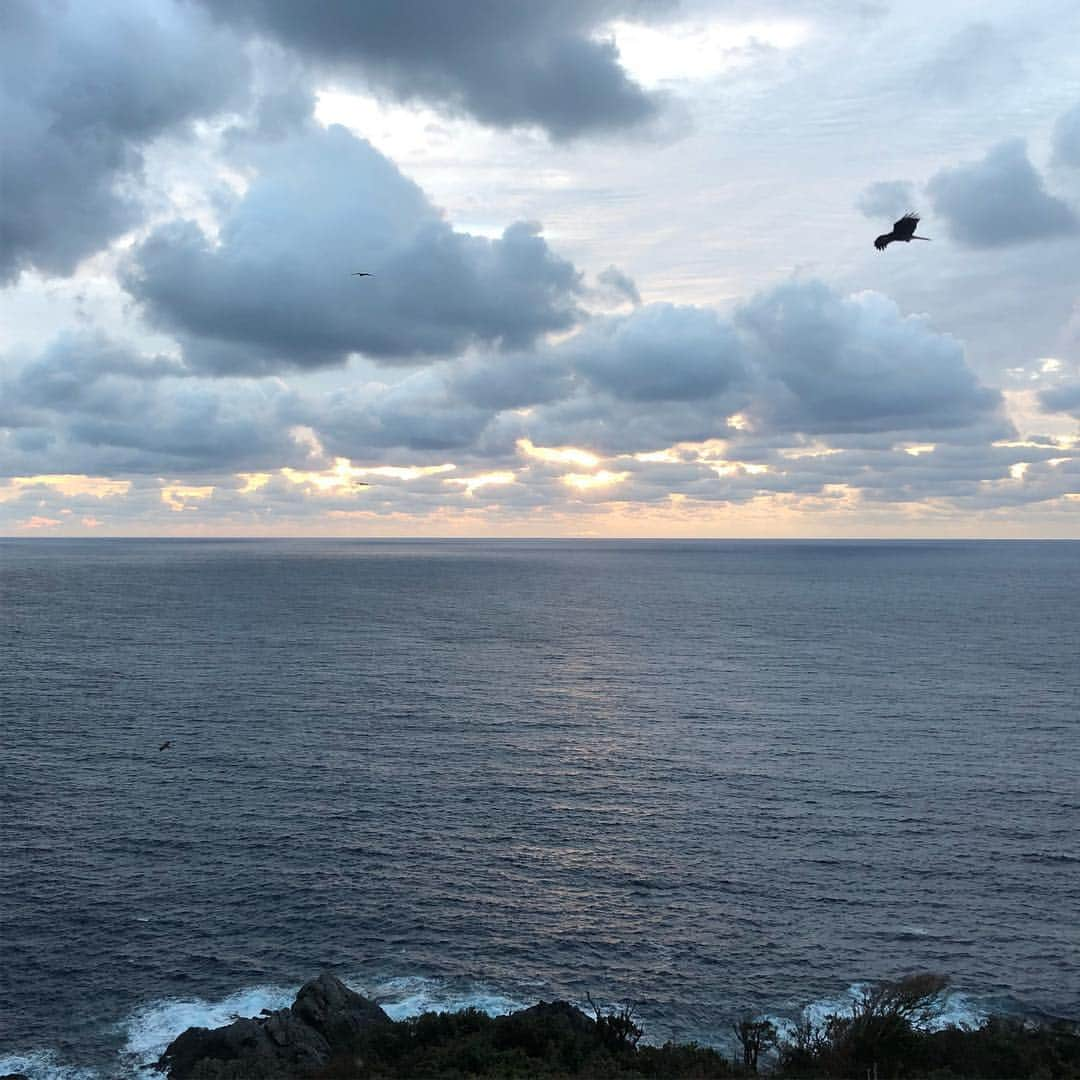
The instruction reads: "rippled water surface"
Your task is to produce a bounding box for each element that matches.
[2,539,1078,1076]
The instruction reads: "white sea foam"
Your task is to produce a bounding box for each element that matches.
[117,982,296,1075]
[0,1048,101,1080]
[356,974,529,1020]
[766,981,990,1044]
[107,973,524,1075]
[932,990,990,1031]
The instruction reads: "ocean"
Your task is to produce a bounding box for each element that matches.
[2,539,1078,1078]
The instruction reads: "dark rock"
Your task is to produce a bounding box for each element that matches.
[157,1012,329,1079]
[1,1073,32,1080]
[157,973,390,1079]
[291,970,391,1046]
[493,999,599,1059]
[505,1000,597,1035]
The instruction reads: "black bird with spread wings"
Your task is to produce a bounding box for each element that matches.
[875,212,931,251]
[351,272,373,277]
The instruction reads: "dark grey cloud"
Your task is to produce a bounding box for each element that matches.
[448,353,574,412]
[0,394,295,478]
[571,303,745,402]
[596,265,642,307]
[65,382,295,473]
[124,122,584,374]
[783,442,1073,508]
[438,299,750,456]
[526,398,738,457]
[0,0,248,284]
[0,334,297,476]
[0,334,188,449]
[926,139,1078,248]
[448,283,1006,458]
[735,281,1006,436]
[445,303,752,457]
[4,332,186,412]
[1052,102,1080,168]
[322,283,1006,460]
[305,371,495,458]
[857,181,916,221]
[195,0,666,139]
[1038,380,1080,416]
[2,281,1014,514]
[236,79,318,145]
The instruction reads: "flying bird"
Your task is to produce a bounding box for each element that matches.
[159,740,172,751]
[875,213,931,251]
[351,272,373,277]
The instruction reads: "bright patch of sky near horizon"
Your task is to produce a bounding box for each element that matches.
[1,0,1078,536]
[602,17,814,87]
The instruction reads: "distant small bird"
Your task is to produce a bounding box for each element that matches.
[159,740,172,751]
[351,272,373,277]
[875,212,931,250]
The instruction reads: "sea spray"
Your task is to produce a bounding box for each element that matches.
[118,982,296,1073]
[355,973,529,1021]
[765,981,991,1045]
[0,1048,101,1080]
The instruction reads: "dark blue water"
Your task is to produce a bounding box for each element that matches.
[2,539,1078,1077]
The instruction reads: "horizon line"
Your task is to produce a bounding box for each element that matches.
[3,535,1079,543]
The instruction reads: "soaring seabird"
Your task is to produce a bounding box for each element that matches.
[874,213,931,251]
[159,740,172,751]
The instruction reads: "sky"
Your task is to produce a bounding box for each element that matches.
[2,0,1079,538]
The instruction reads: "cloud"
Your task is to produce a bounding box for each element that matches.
[0,334,301,476]
[310,282,1007,462]
[1052,102,1080,168]
[448,353,574,412]
[0,281,1017,522]
[926,139,1078,248]
[571,302,745,402]
[857,181,916,221]
[1038,381,1080,416]
[124,122,584,373]
[0,0,248,283]
[511,392,735,459]
[0,474,131,503]
[460,303,752,457]
[450,282,1007,458]
[735,281,1007,436]
[917,22,1023,100]
[3,332,185,413]
[194,0,665,139]
[287,367,504,463]
[63,382,296,473]
[596,265,641,307]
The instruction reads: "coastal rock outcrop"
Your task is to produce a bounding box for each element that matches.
[157,973,390,1079]
[496,999,598,1044]
[292,971,390,1046]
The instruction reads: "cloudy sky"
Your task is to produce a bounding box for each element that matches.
[3,0,1079,537]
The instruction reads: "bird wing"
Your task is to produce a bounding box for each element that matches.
[894,213,919,239]
[874,233,894,250]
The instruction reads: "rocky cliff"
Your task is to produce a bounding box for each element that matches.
[157,972,390,1078]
